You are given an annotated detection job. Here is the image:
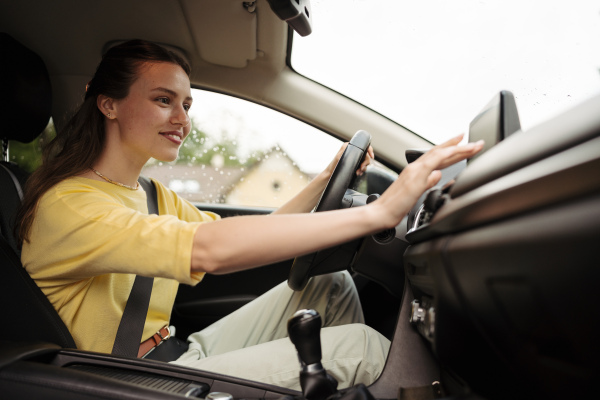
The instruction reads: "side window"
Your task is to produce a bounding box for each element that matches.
[143,90,343,208]
[7,102,396,208]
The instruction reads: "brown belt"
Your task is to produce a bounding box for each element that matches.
[138,326,171,358]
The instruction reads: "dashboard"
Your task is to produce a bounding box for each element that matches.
[400,92,600,399]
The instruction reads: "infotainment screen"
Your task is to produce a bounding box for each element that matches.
[468,90,521,163]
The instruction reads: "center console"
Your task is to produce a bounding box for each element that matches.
[0,341,298,400]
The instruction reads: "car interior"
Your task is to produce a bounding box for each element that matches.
[1,1,599,399]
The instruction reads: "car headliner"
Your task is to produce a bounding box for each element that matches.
[1,0,431,169]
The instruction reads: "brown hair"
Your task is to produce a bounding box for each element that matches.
[17,39,191,245]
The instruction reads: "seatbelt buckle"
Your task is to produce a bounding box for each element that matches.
[139,325,171,358]
[156,325,171,341]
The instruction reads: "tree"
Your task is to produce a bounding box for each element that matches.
[6,120,56,173]
[8,117,264,172]
[175,119,264,168]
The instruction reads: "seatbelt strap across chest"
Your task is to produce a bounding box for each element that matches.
[111,176,159,358]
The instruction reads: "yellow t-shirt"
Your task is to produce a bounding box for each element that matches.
[22,177,220,354]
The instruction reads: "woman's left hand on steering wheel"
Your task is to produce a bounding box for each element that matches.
[325,142,375,179]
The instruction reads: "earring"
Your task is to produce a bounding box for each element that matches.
[107,113,111,118]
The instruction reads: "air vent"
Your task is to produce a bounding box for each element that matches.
[412,204,433,231]
[373,228,396,244]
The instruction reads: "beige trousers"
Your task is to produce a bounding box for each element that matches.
[171,271,391,391]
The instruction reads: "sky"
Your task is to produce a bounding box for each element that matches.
[294,0,600,143]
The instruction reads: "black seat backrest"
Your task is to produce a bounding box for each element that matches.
[0,162,28,255]
[0,33,76,348]
[0,238,76,347]
[1,31,52,254]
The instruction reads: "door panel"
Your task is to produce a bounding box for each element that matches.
[172,203,288,338]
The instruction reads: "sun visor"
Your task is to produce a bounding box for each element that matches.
[183,0,257,68]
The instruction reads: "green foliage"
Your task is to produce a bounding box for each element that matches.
[7,120,56,173]
[176,121,265,167]
[8,118,264,172]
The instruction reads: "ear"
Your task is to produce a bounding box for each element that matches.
[97,95,116,119]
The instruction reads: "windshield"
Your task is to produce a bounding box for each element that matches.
[292,0,600,144]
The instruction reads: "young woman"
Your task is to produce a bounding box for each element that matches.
[18,40,483,390]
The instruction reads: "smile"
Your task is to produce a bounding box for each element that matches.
[160,132,183,145]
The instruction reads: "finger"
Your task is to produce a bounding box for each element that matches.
[436,140,484,169]
[415,134,464,168]
[357,161,368,175]
[420,139,483,171]
[437,133,465,148]
[367,146,375,160]
[361,153,373,168]
[442,179,456,190]
[357,146,375,175]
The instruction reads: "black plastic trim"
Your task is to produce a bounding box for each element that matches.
[407,135,600,243]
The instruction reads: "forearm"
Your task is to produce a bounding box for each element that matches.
[274,142,370,215]
[191,205,384,274]
[191,135,484,276]
[272,171,330,214]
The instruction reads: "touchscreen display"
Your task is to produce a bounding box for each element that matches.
[468,91,521,163]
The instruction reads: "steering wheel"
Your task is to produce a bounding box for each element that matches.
[288,130,372,291]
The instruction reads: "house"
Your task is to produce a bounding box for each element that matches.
[142,147,313,208]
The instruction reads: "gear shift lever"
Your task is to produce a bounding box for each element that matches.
[288,309,338,400]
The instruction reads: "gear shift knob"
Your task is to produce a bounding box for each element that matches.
[287,309,322,367]
[288,309,338,400]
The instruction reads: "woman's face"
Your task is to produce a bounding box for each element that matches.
[110,61,193,164]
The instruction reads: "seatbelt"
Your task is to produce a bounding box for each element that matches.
[111,176,159,358]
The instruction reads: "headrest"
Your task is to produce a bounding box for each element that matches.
[0,33,52,144]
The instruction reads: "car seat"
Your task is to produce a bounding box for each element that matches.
[0,32,76,348]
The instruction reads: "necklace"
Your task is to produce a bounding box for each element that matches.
[91,168,140,190]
